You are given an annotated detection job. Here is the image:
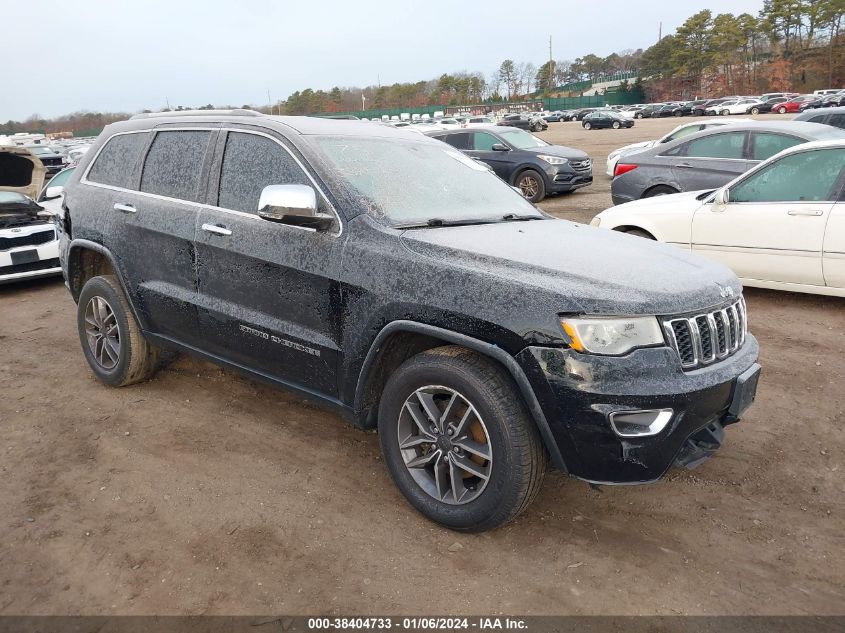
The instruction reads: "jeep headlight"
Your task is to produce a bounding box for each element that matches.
[537,154,569,165]
[560,316,664,355]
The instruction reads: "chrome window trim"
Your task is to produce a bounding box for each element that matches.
[80,126,342,237]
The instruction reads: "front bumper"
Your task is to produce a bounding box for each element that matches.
[0,227,61,284]
[517,336,760,484]
[543,164,593,192]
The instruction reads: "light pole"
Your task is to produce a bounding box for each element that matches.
[361,93,366,111]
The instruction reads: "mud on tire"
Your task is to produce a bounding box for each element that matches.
[77,275,160,387]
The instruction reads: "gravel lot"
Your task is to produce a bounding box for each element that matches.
[1,114,843,616]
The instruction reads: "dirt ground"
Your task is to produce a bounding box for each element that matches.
[1,115,843,616]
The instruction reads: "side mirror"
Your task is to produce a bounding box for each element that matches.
[257,184,333,230]
[491,143,510,152]
[714,188,730,205]
[44,185,64,200]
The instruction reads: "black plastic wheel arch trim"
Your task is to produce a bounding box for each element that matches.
[355,320,568,472]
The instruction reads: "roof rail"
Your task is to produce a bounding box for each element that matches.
[129,108,263,120]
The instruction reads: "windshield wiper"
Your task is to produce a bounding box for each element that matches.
[398,214,543,229]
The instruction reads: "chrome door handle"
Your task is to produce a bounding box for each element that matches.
[787,209,824,216]
[676,163,694,169]
[201,223,232,236]
[113,203,136,214]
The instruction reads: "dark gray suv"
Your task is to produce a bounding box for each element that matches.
[58,110,760,532]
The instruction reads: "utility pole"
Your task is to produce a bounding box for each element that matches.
[361,93,366,111]
[658,22,662,42]
[267,89,273,115]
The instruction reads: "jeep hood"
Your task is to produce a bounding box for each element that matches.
[0,147,46,200]
[400,219,741,316]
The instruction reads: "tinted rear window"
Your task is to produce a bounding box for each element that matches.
[140,131,211,202]
[87,132,148,189]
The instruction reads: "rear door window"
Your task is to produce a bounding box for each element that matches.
[443,133,471,150]
[87,132,149,189]
[140,131,211,202]
[750,132,804,161]
[828,114,845,129]
[217,132,310,214]
[684,132,746,159]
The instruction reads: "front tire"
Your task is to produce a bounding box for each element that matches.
[777,106,787,114]
[612,121,621,129]
[720,109,730,116]
[77,275,160,387]
[378,347,547,532]
[515,169,546,202]
[750,107,760,115]
[583,121,592,130]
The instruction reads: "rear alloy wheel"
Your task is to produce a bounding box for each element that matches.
[612,121,621,129]
[635,113,643,119]
[378,346,547,531]
[674,110,683,117]
[643,185,679,198]
[77,275,160,387]
[778,106,787,114]
[721,109,730,116]
[584,121,592,130]
[515,169,546,202]
[751,107,760,115]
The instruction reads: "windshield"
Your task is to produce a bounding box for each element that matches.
[498,129,547,149]
[313,136,543,227]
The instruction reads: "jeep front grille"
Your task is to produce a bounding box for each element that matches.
[663,298,747,370]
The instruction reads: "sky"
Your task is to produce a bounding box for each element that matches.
[3,0,766,121]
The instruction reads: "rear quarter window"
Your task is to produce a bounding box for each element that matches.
[86,132,149,189]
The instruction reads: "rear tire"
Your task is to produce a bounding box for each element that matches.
[750,107,760,115]
[612,121,621,129]
[720,109,730,116]
[77,275,160,387]
[635,113,643,119]
[643,185,679,198]
[777,106,787,114]
[377,346,547,532]
[583,121,592,130]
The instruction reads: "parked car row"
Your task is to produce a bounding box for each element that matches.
[594,138,845,297]
[609,121,845,204]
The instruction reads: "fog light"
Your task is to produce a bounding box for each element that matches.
[609,409,673,437]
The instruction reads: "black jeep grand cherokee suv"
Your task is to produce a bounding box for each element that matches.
[59,110,760,532]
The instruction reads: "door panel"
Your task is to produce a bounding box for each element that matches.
[692,147,845,286]
[93,129,211,345]
[691,201,830,284]
[194,210,344,395]
[193,130,344,396]
[824,202,845,289]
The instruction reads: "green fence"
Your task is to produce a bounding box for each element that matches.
[324,91,643,120]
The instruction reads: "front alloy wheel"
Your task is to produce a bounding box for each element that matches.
[397,386,492,505]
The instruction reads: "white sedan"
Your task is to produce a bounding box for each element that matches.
[605,119,754,177]
[591,140,845,297]
[707,98,762,116]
